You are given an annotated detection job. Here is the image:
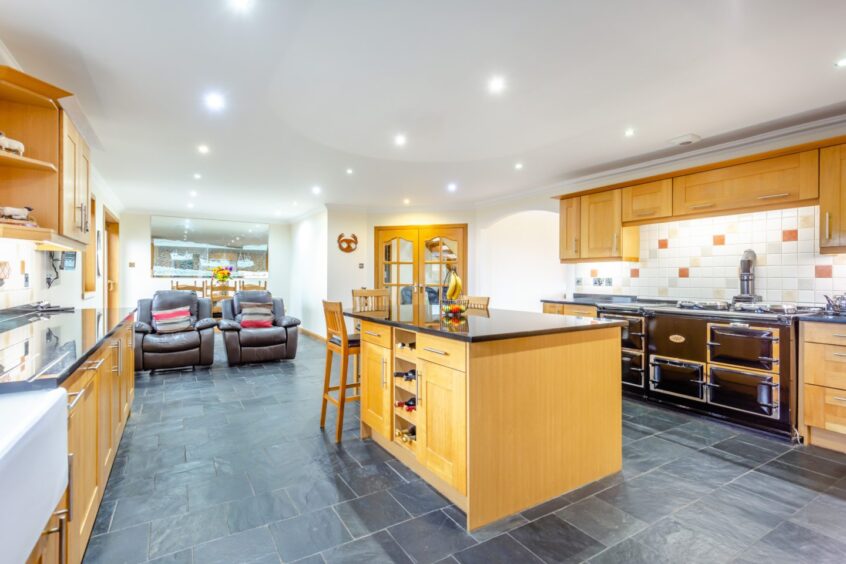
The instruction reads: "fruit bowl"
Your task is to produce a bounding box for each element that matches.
[441,300,468,319]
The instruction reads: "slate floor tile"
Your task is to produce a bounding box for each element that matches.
[555,496,648,546]
[339,462,407,496]
[193,526,278,564]
[629,435,699,461]
[453,534,542,564]
[154,460,217,489]
[710,436,782,465]
[776,449,846,479]
[632,517,736,564]
[597,470,709,523]
[388,510,477,564]
[673,497,774,551]
[520,494,571,521]
[224,490,299,533]
[144,548,194,564]
[187,474,254,511]
[468,512,528,543]
[389,480,451,517]
[321,530,413,564]
[111,487,188,531]
[82,523,150,564]
[91,499,116,536]
[735,521,846,564]
[789,492,846,540]
[334,490,411,537]
[285,475,357,512]
[732,461,835,510]
[148,505,230,559]
[268,507,352,561]
[658,448,752,489]
[509,514,605,564]
[562,473,625,504]
[586,537,671,564]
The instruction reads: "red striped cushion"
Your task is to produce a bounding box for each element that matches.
[152,306,191,333]
[240,301,273,328]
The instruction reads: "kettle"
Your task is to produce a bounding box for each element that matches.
[824,295,846,313]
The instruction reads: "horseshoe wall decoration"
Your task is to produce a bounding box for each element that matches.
[337,233,358,253]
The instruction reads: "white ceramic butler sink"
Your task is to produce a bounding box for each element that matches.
[0,388,68,564]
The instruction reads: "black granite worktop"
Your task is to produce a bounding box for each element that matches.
[540,293,638,306]
[344,308,625,343]
[799,313,846,324]
[0,307,136,393]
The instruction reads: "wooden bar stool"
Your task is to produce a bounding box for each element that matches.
[320,301,361,442]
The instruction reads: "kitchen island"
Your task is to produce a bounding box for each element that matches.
[344,308,625,530]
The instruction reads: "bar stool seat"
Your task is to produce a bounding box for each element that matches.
[321,301,360,442]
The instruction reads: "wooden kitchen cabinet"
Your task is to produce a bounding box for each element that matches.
[26,497,68,564]
[417,359,467,494]
[543,302,597,318]
[559,197,581,260]
[622,179,673,223]
[673,150,819,218]
[801,322,846,454]
[60,111,91,244]
[820,144,846,252]
[361,340,392,439]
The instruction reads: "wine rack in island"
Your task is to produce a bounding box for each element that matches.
[393,328,419,448]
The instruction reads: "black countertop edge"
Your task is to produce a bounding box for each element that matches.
[541,294,676,307]
[344,309,626,343]
[799,314,846,324]
[55,310,136,386]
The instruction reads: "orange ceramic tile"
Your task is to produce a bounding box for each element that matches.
[658,239,668,249]
[816,265,833,278]
[678,267,689,278]
[713,234,725,246]
[590,269,598,277]
[782,229,798,242]
[630,268,640,278]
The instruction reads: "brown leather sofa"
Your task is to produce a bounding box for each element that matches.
[219,290,301,365]
[134,290,217,372]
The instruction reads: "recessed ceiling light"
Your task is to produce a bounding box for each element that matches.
[488,75,507,95]
[514,162,524,171]
[403,198,410,205]
[187,202,195,209]
[346,168,354,175]
[248,229,253,233]
[189,190,198,197]
[624,128,635,138]
[293,201,299,207]
[394,133,407,147]
[312,185,322,195]
[835,57,846,68]
[193,173,202,180]
[203,91,226,112]
[447,183,457,193]
[197,144,210,154]
[228,0,254,13]
[274,210,282,216]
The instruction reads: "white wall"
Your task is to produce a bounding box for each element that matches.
[267,223,292,309]
[326,206,369,307]
[288,209,328,335]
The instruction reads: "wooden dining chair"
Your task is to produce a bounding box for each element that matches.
[351,288,390,319]
[321,301,361,442]
[239,280,267,292]
[171,279,206,294]
[209,280,236,316]
[462,295,490,309]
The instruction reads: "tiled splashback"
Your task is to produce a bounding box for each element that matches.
[573,205,843,305]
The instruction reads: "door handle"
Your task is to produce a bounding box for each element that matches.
[381,358,386,388]
[826,212,831,241]
[364,331,381,337]
[67,453,74,522]
[42,510,68,564]
[633,209,655,217]
[417,369,423,406]
[423,347,448,356]
[689,203,715,210]
[757,193,790,200]
[67,390,85,411]
[82,358,104,371]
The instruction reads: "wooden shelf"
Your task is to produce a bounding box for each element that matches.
[395,349,417,364]
[395,406,417,424]
[0,66,72,108]
[0,224,85,250]
[0,150,57,171]
[394,377,417,395]
[394,435,416,452]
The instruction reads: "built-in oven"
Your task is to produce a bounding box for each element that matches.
[622,349,645,388]
[599,314,645,350]
[649,356,706,401]
[707,323,780,372]
[705,365,779,418]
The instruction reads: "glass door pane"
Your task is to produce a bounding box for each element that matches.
[418,229,464,323]
[377,229,419,323]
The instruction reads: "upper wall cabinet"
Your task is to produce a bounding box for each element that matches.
[60,112,92,243]
[672,150,819,218]
[820,144,846,253]
[560,189,639,263]
[622,179,672,224]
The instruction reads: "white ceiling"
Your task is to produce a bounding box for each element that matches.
[1,0,846,222]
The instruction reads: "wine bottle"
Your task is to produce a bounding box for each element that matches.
[394,397,416,408]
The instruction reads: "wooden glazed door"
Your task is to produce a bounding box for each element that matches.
[361,341,391,439]
[417,359,467,494]
[418,226,465,323]
[580,190,622,258]
[376,228,419,323]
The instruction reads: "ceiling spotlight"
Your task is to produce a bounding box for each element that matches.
[488,75,507,95]
[197,144,210,154]
[346,168,354,175]
[312,185,322,195]
[293,201,299,207]
[203,91,226,112]
[193,173,202,180]
[187,202,195,209]
[835,58,846,68]
[394,133,407,147]
[514,162,524,170]
[624,128,635,138]
[248,229,253,233]
[403,198,410,205]
[274,210,282,217]
[447,183,457,193]
[189,190,198,197]
[228,0,254,13]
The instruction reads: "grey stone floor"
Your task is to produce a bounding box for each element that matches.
[85,334,846,563]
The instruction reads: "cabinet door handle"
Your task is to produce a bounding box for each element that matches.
[757,192,790,200]
[832,396,846,403]
[42,511,68,564]
[833,334,846,338]
[364,331,381,337]
[82,358,104,371]
[833,352,846,358]
[417,369,422,406]
[689,203,715,210]
[381,358,386,388]
[633,209,655,217]
[67,453,74,522]
[826,212,831,241]
[423,347,448,356]
[67,390,85,411]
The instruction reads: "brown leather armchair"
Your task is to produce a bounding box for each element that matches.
[219,290,301,365]
[135,290,216,372]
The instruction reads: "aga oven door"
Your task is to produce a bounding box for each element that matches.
[599,314,645,350]
[649,356,706,401]
[622,349,645,388]
[707,323,779,372]
[706,365,779,418]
